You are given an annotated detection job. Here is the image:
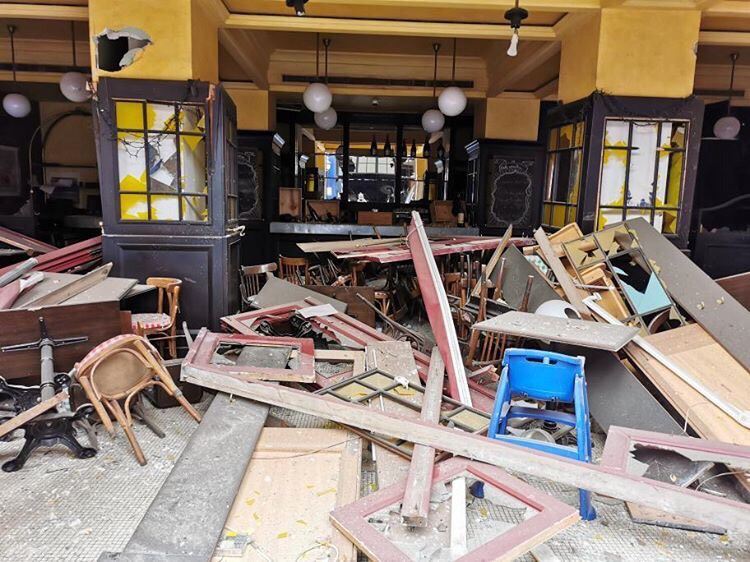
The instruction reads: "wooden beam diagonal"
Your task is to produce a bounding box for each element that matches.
[219,29,270,89]
[488,41,560,96]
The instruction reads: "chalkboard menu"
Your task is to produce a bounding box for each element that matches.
[238,146,263,220]
[487,157,535,228]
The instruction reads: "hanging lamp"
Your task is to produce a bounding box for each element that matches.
[505,0,528,57]
[286,0,308,16]
[304,33,333,113]
[370,136,378,156]
[713,52,741,140]
[438,38,467,117]
[2,25,31,118]
[383,135,393,157]
[422,42,445,133]
[422,135,431,158]
[313,38,337,130]
[401,138,408,158]
[410,139,418,158]
[59,22,90,103]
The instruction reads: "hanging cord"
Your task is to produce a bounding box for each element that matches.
[451,38,457,83]
[315,32,320,80]
[727,52,739,112]
[323,38,331,85]
[70,21,77,66]
[432,42,441,100]
[8,24,17,82]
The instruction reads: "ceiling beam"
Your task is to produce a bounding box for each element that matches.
[699,30,750,45]
[705,1,750,16]
[488,41,560,96]
[0,3,88,20]
[219,29,270,89]
[269,82,486,99]
[224,14,557,41]
[280,0,600,11]
[535,77,559,99]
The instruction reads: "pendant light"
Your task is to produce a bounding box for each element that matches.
[286,0,308,16]
[2,25,31,119]
[505,0,528,57]
[713,52,742,140]
[438,38,467,117]
[313,38,337,130]
[422,42,445,134]
[59,22,91,103]
[410,139,418,158]
[422,135,431,158]
[370,136,378,156]
[383,135,393,157]
[401,138,408,158]
[303,33,332,113]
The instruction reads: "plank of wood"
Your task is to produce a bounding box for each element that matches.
[626,217,750,371]
[11,273,136,309]
[0,390,68,439]
[716,271,750,310]
[297,237,401,253]
[182,369,750,534]
[0,225,56,254]
[497,245,560,312]
[365,341,420,384]
[214,428,361,562]
[22,263,113,308]
[304,285,376,327]
[401,348,445,526]
[534,228,592,319]
[314,349,366,388]
[473,311,638,351]
[450,476,468,558]
[252,276,347,312]
[407,212,471,405]
[471,224,512,298]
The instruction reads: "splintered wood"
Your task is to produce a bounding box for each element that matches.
[213,428,361,562]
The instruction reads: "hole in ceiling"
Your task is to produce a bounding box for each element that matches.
[95,27,152,72]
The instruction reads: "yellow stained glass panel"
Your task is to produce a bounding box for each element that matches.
[150,195,180,221]
[551,204,566,228]
[120,194,148,220]
[115,101,144,130]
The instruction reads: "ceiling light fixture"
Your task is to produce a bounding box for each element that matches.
[2,25,31,119]
[286,0,308,16]
[59,22,91,103]
[410,139,418,159]
[422,135,431,158]
[303,33,333,113]
[422,42,445,133]
[438,38,467,117]
[383,135,393,157]
[370,136,378,156]
[505,0,528,57]
[313,38,337,130]
[713,52,742,140]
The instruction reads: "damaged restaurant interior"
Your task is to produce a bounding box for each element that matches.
[2,0,750,560]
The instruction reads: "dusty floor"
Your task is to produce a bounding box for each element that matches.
[1,397,749,561]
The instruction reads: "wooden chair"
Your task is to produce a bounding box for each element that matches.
[239,263,277,310]
[131,277,181,359]
[278,256,310,285]
[73,334,202,465]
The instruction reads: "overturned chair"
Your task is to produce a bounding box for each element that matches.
[73,334,202,465]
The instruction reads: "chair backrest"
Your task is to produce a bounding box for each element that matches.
[278,256,309,285]
[502,348,585,403]
[240,263,277,300]
[146,277,182,323]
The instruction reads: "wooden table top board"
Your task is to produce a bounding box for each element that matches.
[250,275,348,312]
[474,311,638,351]
[626,217,750,371]
[12,272,137,308]
[496,245,560,312]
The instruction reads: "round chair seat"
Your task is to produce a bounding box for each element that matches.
[132,312,171,332]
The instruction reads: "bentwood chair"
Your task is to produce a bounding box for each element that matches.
[239,263,277,310]
[74,334,202,465]
[131,277,181,358]
[278,256,311,285]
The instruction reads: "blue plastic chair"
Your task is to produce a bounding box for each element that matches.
[487,348,596,520]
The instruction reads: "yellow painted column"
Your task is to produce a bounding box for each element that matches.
[88,0,218,82]
[225,86,276,131]
[558,8,701,103]
[474,97,540,141]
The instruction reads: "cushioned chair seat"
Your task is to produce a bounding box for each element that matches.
[132,312,171,331]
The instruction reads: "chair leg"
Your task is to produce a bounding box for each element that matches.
[168,324,177,359]
[106,399,147,466]
[79,376,116,436]
[574,374,597,521]
[488,367,511,440]
[154,379,202,423]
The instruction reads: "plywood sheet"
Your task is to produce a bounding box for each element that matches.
[214,428,361,562]
[496,245,560,312]
[12,272,137,308]
[474,311,638,351]
[252,276,347,312]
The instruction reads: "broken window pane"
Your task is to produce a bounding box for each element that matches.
[180,136,207,194]
[147,134,179,193]
[179,105,206,133]
[117,132,147,192]
[148,103,177,131]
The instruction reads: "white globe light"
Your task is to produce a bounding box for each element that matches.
[422,108,445,133]
[2,93,31,118]
[59,72,91,103]
[314,107,337,130]
[303,82,332,113]
[438,86,467,117]
[713,115,741,139]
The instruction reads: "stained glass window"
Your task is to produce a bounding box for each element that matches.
[115,100,208,222]
[543,121,584,229]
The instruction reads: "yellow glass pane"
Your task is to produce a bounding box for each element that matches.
[604,120,629,147]
[120,194,148,220]
[568,150,582,204]
[179,105,206,133]
[151,195,180,221]
[551,204,566,228]
[147,103,177,131]
[183,195,209,222]
[559,124,573,149]
[661,210,678,234]
[573,122,584,148]
[664,151,683,207]
[117,133,147,192]
[115,101,144,130]
[180,136,208,194]
[543,203,552,225]
[566,205,578,224]
[662,122,686,149]
[548,127,559,150]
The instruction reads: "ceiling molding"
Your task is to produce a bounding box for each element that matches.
[269,82,486,99]
[699,30,750,46]
[219,29,270,89]
[535,77,559,98]
[224,13,557,41]
[487,41,560,96]
[0,3,88,20]
[269,0,598,12]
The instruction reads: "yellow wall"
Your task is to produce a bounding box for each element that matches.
[39,102,99,184]
[89,0,218,82]
[558,14,600,104]
[475,97,540,141]
[596,8,700,99]
[226,87,275,131]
